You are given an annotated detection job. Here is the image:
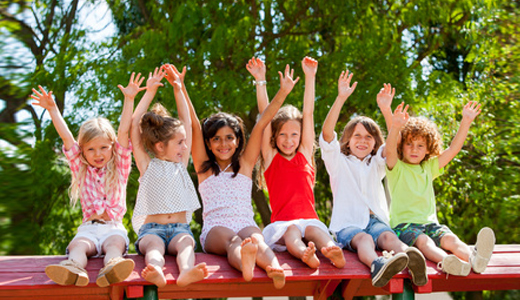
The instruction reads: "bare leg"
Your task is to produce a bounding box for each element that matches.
[351,233,378,267]
[440,234,471,262]
[139,235,167,287]
[377,231,408,254]
[305,226,346,268]
[68,237,97,268]
[240,228,285,289]
[101,235,126,265]
[414,234,447,264]
[283,225,320,268]
[168,233,208,287]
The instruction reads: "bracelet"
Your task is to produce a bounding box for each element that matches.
[253,80,267,86]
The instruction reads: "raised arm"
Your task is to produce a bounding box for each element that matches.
[31,86,75,150]
[242,65,299,170]
[300,56,317,160]
[386,102,409,170]
[164,64,208,173]
[130,68,165,175]
[377,83,396,132]
[437,101,481,169]
[322,70,357,143]
[117,72,146,148]
[163,64,192,167]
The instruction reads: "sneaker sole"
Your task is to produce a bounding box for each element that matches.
[472,227,495,273]
[45,265,89,287]
[442,255,471,276]
[372,254,409,288]
[96,259,135,287]
[405,248,428,286]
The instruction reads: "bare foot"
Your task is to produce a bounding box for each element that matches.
[302,241,320,269]
[141,264,166,287]
[240,238,258,281]
[176,263,208,287]
[266,265,286,289]
[321,245,346,268]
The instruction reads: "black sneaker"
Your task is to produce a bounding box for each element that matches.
[371,251,409,288]
[405,247,428,286]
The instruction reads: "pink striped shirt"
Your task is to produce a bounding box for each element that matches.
[63,140,132,222]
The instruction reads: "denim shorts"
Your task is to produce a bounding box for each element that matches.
[393,223,453,247]
[336,215,394,252]
[135,222,195,255]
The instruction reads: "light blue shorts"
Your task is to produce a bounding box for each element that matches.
[135,222,195,255]
[336,214,394,252]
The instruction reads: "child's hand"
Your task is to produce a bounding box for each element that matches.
[31,86,57,111]
[278,64,300,94]
[246,57,266,81]
[302,56,318,76]
[392,102,410,129]
[377,83,395,109]
[145,67,165,91]
[117,72,146,98]
[162,64,186,90]
[337,70,357,99]
[462,101,481,122]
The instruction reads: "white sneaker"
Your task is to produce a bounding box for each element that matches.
[437,254,471,276]
[470,227,495,273]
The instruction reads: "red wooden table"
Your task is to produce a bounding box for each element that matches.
[0,245,518,300]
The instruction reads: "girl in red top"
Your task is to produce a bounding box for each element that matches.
[247,57,346,269]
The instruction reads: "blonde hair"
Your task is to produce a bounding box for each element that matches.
[398,116,443,163]
[256,105,316,189]
[140,103,184,156]
[69,117,118,207]
[339,116,384,158]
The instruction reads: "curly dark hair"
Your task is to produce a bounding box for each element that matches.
[398,116,443,162]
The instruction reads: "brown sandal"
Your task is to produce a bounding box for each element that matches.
[45,259,89,287]
[96,257,135,287]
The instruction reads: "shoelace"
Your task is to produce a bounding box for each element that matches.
[436,261,450,280]
[382,250,395,259]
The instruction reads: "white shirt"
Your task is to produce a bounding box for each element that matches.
[319,132,389,233]
[132,158,201,233]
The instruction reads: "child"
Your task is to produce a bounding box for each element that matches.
[319,71,428,287]
[130,67,208,288]
[386,102,495,276]
[166,61,295,289]
[249,56,346,269]
[31,73,143,287]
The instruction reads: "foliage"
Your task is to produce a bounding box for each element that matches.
[0,6,518,300]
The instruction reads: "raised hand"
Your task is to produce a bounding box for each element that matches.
[302,56,318,76]
[337,70,357,100]
[392,102,410,129]
[246,57,266,81]
[162,64,185,89]
[31,86,57,111]
[462,101,481,122]
[377,83,395,110]
[143,68,165,92]
[278,64,300,94]
[117,72,146,98]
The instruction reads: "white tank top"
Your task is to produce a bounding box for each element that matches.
[132,158,200,233]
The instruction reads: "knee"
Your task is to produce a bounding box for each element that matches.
[104,236,126,249]
[414,234,430,249]
[440,234,462,248]
[377,231,395,246]
[175,234,195,249]
[354,233,374,247]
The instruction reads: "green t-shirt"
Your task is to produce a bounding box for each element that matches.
[386,158,444,228]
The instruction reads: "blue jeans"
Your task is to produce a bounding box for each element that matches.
[336,215,394,252]
[135,223,195,255]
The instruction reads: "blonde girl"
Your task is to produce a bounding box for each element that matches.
[31,73,144,287]
[248,57,346,269]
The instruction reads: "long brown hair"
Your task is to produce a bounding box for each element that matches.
[200,112,246,178]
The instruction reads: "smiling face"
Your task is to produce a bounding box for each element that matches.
[81,135,114,169]
[275,119,301,158]
[206,126,239,164]
[402,136,430,165]
[348,123,376,160]
[156,127,187,163]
